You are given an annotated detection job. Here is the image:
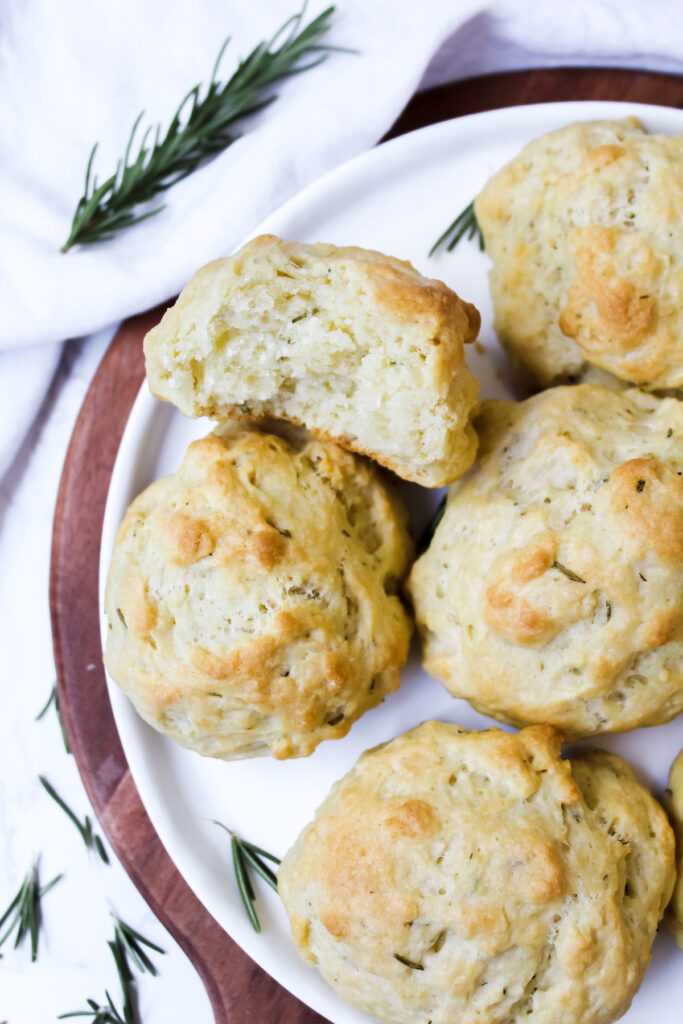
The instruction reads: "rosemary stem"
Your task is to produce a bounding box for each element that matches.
[63,3,342,249]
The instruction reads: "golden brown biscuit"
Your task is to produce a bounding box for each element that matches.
[278,721,675,1024]
[475,118,683,389]
[144,235,481,486]
[666,748,683,948]
[104,422,413,759]
[408,385,683,737]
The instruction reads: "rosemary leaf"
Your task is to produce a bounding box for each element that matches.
[107,936,134,1024]
[94,835,109,864]
[240,845,279,892]
[61,916,164,1024]
[239,840,282,866]
[63,3,342,250]
[39,776,109,864]
[232,836,260,933]
[0,859,63,962]
[214,821,281,932]
[58,990,128,1024]
[111,914,165,977]
[418,495,446,552]
[393,953,424,970]
[429,199,484,257]
[552,560,586,584]
[35,683,71,754]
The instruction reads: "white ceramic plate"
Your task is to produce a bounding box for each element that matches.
[100,102,683,1024]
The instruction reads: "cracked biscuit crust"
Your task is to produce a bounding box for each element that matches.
[665,749,683,948]
[408,385,683,737]
[475,118,683,389]
[278,721,674,1024]
[104,422,413,759]
[143,234,481,486]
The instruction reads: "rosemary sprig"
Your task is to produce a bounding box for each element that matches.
[39,776,109,864]
[214,822,280,933]
[429,199,484,257]
[35,682,71,754]
[109,939,134,1024]
[59,992,128,1024]
[418,495,446,552]
[63,3,341,250]
[60,917,164,1024]
[0,859,62,962]
[111,915,165,978]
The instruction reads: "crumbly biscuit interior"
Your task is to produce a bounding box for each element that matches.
[145,237,480,485]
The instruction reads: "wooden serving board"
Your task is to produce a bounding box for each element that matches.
[50,68,683,1024]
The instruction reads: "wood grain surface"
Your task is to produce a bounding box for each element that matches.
[50,68,683,1024]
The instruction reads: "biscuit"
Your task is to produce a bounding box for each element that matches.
[278,721,674,1024]
[103,422,413,760]
[475,118,683,389]
[408,384,683,737]
[666,748,683,948]
[143,234,481,486]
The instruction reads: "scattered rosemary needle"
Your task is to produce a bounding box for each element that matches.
[39,776,109,864]
[60,917,164,1024]
[393,953,424,970]
[429,199,484,257]
[35,682,71,754]
[214,822,280,933]
[62,3,342,250]
[418,495,447,552]
[107,926,135,1024]
[58,992,128,1024]
[552,560,586,584]
[0,859,62,962]
[111,914,165,978]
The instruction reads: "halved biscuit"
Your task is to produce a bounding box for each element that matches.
[144,235,481,486]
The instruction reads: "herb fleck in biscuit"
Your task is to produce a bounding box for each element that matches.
[144,235,481,486]
[408,385,683,737]
[666,748,683,948]
[104,422,413,760]
[475,118,683,389]
[278,721,674,1024]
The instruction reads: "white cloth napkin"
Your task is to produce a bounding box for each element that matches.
[2,0,683,477]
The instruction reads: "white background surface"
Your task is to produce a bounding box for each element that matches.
[3,3,683,1023]
[101,103,683,1024]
